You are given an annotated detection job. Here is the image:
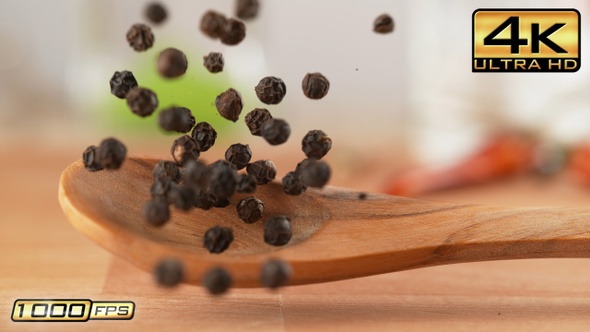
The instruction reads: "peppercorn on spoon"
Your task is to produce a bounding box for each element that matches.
[59,157,590,288]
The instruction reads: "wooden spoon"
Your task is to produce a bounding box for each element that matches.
[59,157,590,288]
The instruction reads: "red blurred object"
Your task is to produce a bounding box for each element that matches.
[570,143,590,186]
[384,134,534,196]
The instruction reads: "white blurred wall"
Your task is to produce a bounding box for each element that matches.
[1,0,589,164]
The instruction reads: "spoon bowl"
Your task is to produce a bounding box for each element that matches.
[59,157,590,287]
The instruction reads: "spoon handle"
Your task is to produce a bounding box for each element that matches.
[318,189,590,276]
[420,205,590,266]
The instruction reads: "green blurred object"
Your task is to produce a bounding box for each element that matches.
[100,46,231,137]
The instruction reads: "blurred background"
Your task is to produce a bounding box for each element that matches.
[1,0,590,189]
[4,1,590,330]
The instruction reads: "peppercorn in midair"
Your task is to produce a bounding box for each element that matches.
[82,4,352,293]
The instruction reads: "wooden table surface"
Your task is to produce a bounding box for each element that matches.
[2,143,590,331]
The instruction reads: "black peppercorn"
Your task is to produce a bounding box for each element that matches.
[220,18,246,46]
[154,259,184,287]
[225,143,252,170]
[203,226,234,254]
[208,159,237,172]
[208,163,238,200]
[203,267,232,295]
[158,106,196,133]
[126,23,155,52]
[261,118,291,146]
[167,183,195,211]
[145,3,167,25]
[374,14,394,34]
[171,135,200,165]
[157,48,188,78]
[302,73,330,100]
[142,198,170,227]
[299,159,331,188]
[182,159,209,189]
[200,10,228,40]
[126,87,158,117]
[282,171,306,195]
[153,160,182,182]
[236,0,259,20]
[194,188,217,210]
[191,122,217,151]
[83,146,103,172]
[236,174,257,193]
[109,71,138,99]
[150,177,173,199]
[203,52,224,73]
[246,160,277,185]
[260,259,292,289]
[264,216,292,246]
[215,88,243,122]
[302,130,332,159]
[358,192,367,200]
[244,108,272,136]
[96,137,127,170]
[255,76,286,105]
[236,196,264,223]
[214,197,231,208]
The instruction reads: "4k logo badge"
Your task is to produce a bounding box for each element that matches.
[473,9,580,72]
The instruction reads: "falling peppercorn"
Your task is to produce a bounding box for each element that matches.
[191,122,218,151]
[236,174,257,193]
[261,118,291,146]
[244,108,272,137]
[203,226,234,254]
[203,52,224,73]
[126,23,155,51]
[246,160,277,185]
[150,177,173,199]
[83,146,103,172]
[282,171,306,195]
[167,183,196,211]
[203,267,232,295]
[373,14,394,34]
[154,259,184,287]
[158,106,195,133]
[302,73,330,100]
[182,159,209,189]
[214,197,231,208]
[220,18,246,46]
[236,196,264,223]
[200,10,228,40]
[145,3,167,25]
[264,216,292,246]
[302,130,332,159]
[215,88,243,122]
[225,143,252,170]
[208,162,238,200]
[299,159,331,188]
[157,48,188,78]
[255,76,287,105]
[171,135,200,165]
[193,188,218,210]
[260,259,292,289]
[126,87,158,117]
[109,71,138,99]
[142,198,170,226]
[153,160,182,182]
[96,137,127,170]
[236,0,259,20]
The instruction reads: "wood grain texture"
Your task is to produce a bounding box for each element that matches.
[4,145,590,331]
[59,156,590,287]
